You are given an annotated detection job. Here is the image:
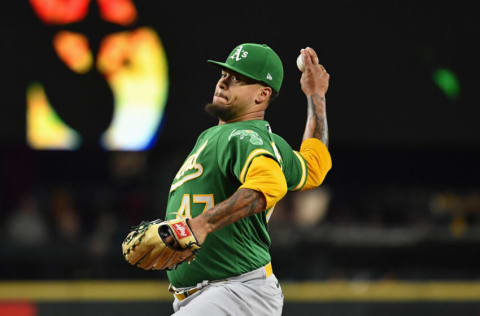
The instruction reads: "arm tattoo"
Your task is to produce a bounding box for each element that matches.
[203,188,266,232]
[307,93,329,146]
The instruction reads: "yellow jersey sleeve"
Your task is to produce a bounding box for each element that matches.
[239,155,287,209]
[299,138,332,190]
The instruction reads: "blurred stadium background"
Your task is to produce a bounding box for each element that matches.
[1,1,480,315]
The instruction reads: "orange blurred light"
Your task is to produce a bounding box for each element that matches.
[53,31,93,73]
[96,32,130,75]
[97,0,137,25]
[30,0,91,24]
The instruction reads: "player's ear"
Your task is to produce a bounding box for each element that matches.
[255,86,272,104]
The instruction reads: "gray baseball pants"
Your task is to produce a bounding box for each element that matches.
[171,264,284,316]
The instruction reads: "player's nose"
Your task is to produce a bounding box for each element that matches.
[217,75,229,90]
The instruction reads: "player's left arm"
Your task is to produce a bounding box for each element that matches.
[189,188,265,244]
[188,155,286,244]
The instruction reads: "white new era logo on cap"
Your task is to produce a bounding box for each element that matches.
[266,73,272,80]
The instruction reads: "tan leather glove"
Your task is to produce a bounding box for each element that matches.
[122,218,201,270]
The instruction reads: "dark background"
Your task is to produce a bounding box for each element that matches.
[3,2,480,148]
[1,0,480,283]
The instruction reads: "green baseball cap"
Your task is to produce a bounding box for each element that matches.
[208,43,284,92]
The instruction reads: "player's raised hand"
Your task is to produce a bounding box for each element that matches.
[300,47,330,97]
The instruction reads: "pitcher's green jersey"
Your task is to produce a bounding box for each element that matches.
[165,120,308,288]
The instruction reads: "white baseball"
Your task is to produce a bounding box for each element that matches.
[296,54,305,72]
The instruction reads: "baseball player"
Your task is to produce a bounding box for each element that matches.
[123,43,331,316]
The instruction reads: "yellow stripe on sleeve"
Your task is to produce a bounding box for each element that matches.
[292,150,307,190]
[239,149,274,183]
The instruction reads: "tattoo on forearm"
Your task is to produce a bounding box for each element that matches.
[307,94,329,146]
[204,188,265,232]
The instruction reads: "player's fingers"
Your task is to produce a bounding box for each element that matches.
[302,48,313,69]
[318,63,328,73]
[307,47,319,65]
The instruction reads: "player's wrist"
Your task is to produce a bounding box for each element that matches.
[188,215,211,244]
[305,91,326,99]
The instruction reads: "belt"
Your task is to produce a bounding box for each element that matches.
[170,262,273,301]
[171,286,199,301]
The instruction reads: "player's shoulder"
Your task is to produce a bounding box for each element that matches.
[270,132,289,146]
[270,131,293,152]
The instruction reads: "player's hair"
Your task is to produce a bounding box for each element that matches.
[268,88,279,105]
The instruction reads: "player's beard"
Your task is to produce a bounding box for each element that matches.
[204,102,236,121]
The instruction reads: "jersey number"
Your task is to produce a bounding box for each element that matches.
[176,194,215,219]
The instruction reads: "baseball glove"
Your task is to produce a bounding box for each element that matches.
[122,218,201,270]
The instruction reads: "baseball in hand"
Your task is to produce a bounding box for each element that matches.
[296,54,305,72]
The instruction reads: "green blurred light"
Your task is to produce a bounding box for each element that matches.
[433,68,460,100]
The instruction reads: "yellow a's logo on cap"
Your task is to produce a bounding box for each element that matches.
[230,45,248,61]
